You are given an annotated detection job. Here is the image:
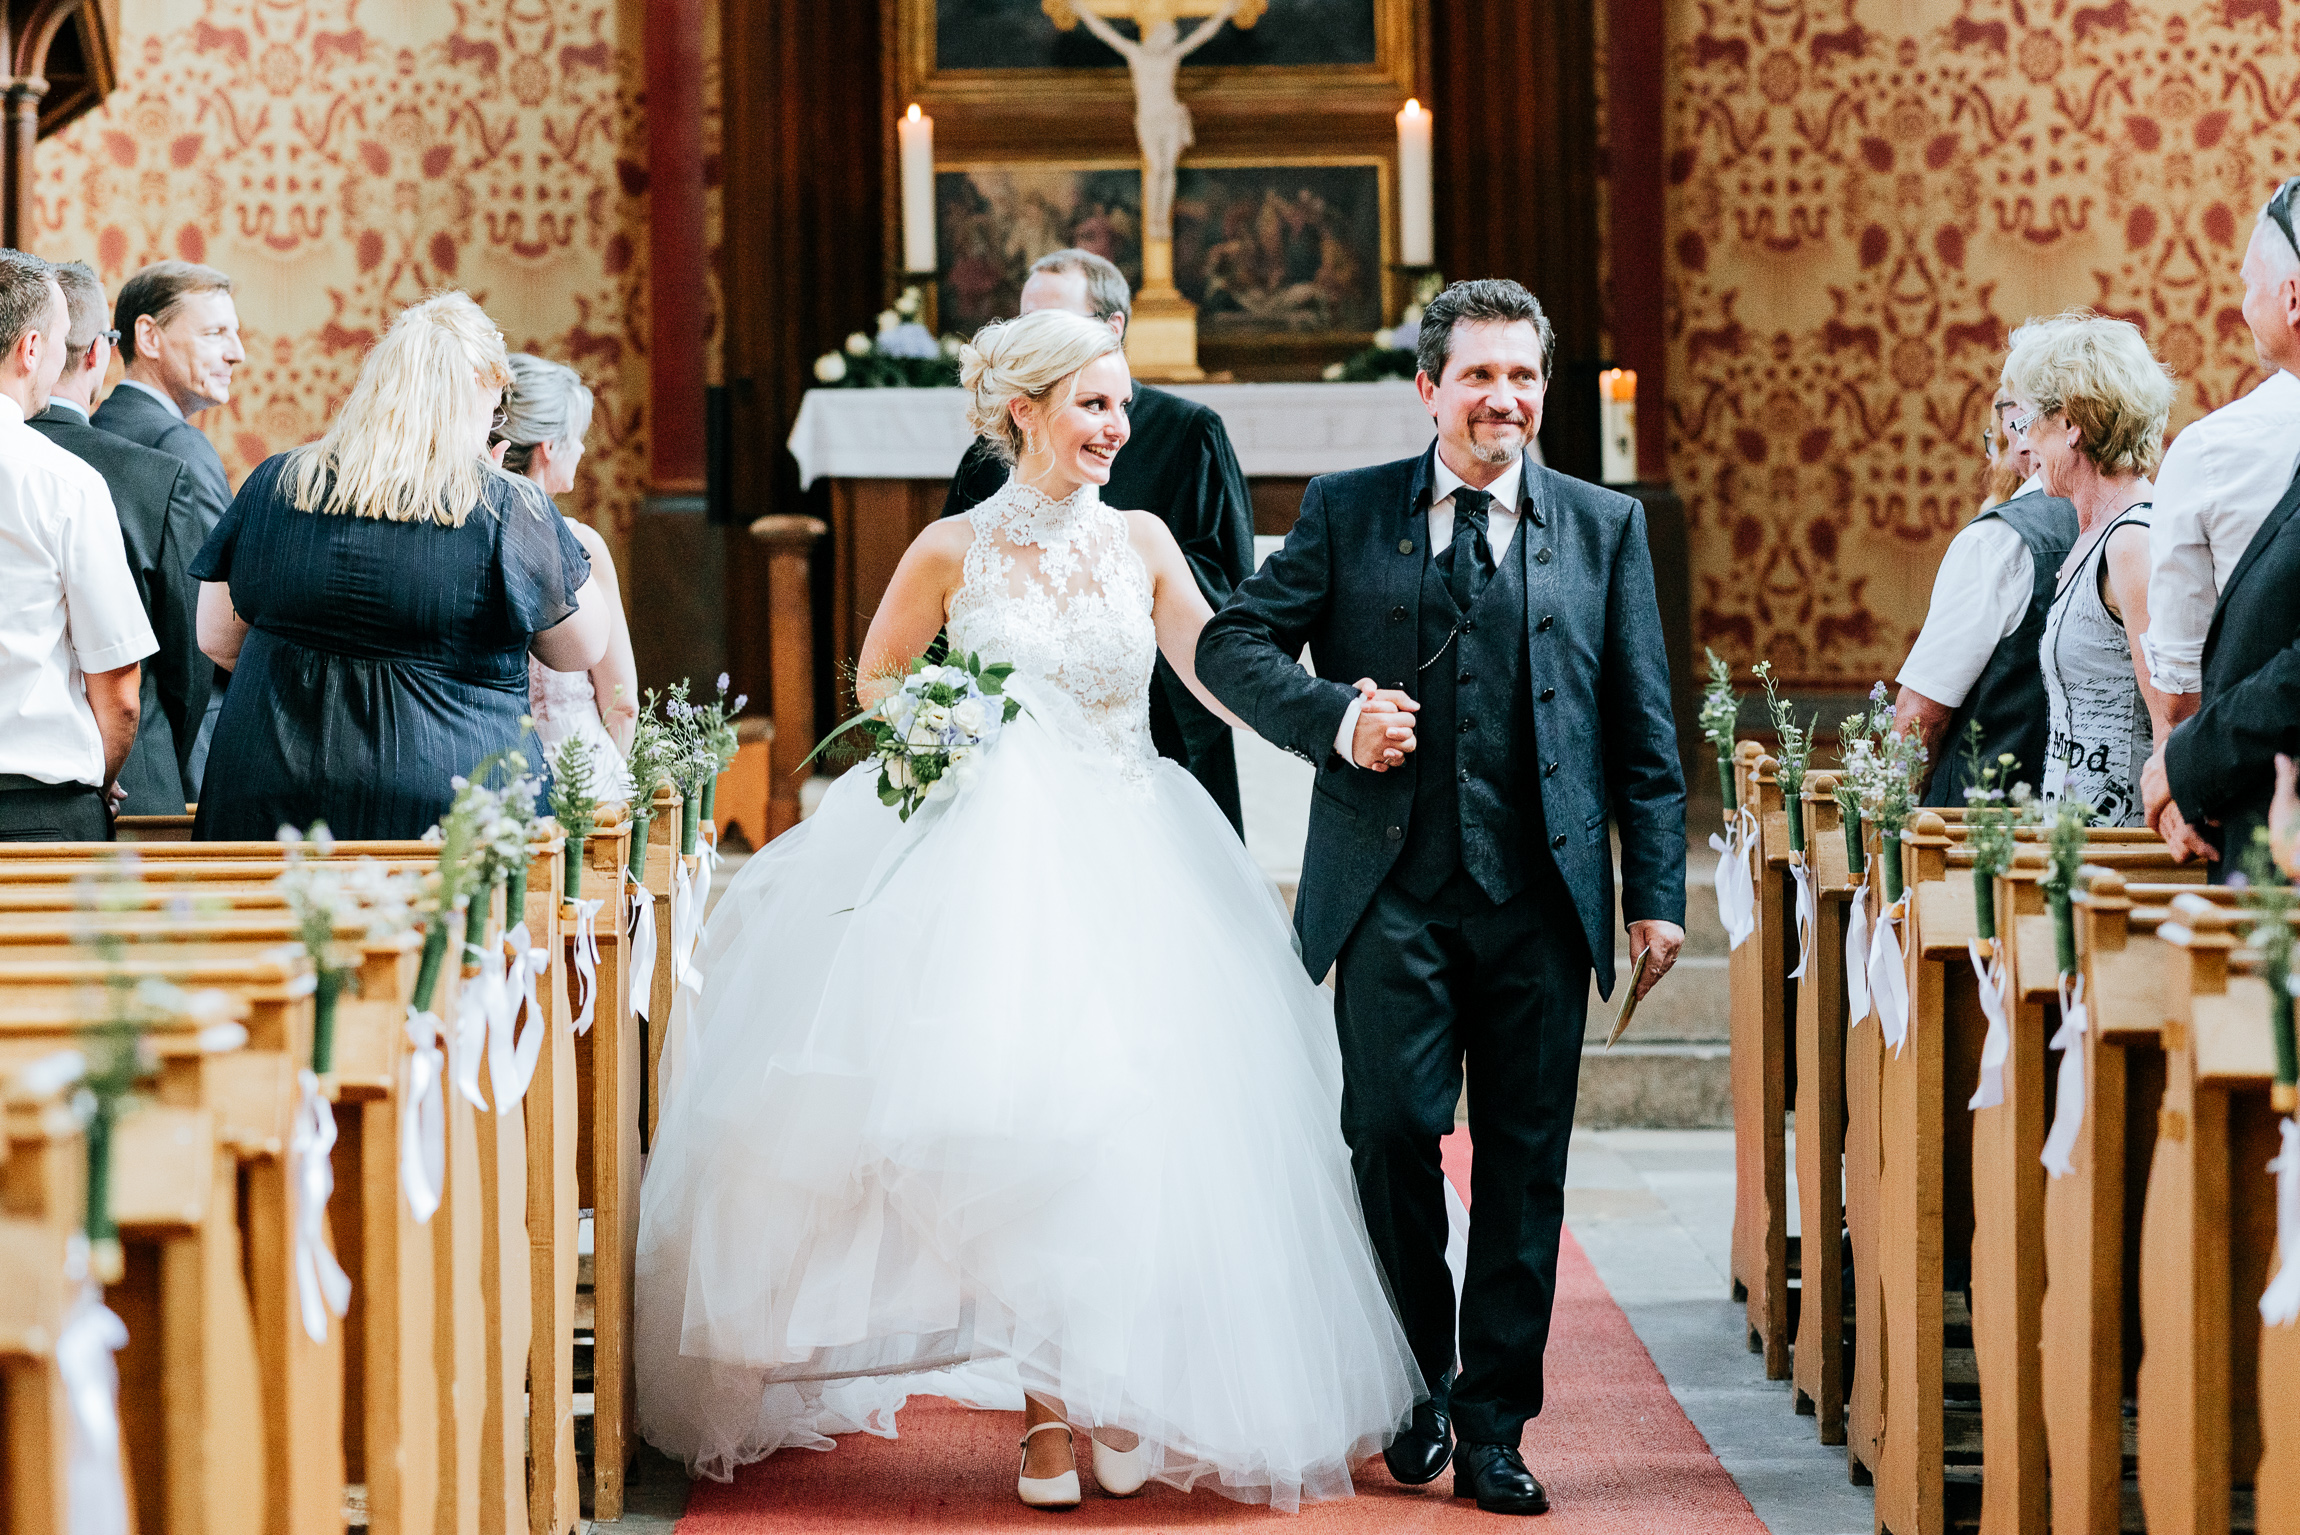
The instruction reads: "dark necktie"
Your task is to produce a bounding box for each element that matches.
[1437,486,1494,613]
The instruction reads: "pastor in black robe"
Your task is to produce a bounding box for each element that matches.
[943,382,1253,835]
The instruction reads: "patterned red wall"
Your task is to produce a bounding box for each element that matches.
[1667,0,2300,686]
[26,0,651,554]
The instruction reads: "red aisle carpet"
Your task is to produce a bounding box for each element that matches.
[674,1134,1766,1532]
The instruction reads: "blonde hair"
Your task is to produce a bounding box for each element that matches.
[493,353,595,476]
[959,309,1123,464]
[286,291,534,527]
[2001,310,2176,478]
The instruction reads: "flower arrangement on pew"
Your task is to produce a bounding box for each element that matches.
[1756,660,1820,978]
[811,286,963,388]
[274,823,420,1074]
[1699,649,1755,949]
[623,707,674,881]
[1838,683,1926,905]
[1960,726,2036,1110]
[2242,831,2300,1322]
[805,652,1024,822]
[456,754,543,961]
[547,736,598,902]
[1832,691,1892,879]
[1698,647,1742,815]
[657,682,711,856]
[2038,793,2099,1178]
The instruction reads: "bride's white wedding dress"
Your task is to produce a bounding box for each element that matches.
[634,478,1423,1509]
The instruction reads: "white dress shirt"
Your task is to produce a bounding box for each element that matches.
[114,376,187,420]
[1335,454,1527,764]
[1895,473,2043,709]
[0,395,159,786]
[2141,367,2300,694]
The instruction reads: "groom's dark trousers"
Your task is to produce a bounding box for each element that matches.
[1197,445,1686,1447]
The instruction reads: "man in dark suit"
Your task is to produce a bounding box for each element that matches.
[27,262,214,816]
[91,259,242,794]
[944,248,1254,834]
[2144,180,2300,877]
[1198,279,1687,1515]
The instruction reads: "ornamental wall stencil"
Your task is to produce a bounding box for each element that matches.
[1667,0,2300,685]
[28,0,651,555]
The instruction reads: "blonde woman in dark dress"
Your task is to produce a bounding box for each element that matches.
[190,292,609,839]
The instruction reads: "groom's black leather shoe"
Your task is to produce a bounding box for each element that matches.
[1381,1393,1453,1485]
[1454,1441,1549,1515]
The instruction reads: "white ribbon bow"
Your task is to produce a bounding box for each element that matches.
[2262,1116,2300,1326]
[670,854,704,998]
[2040,973,2089,1177]
[568,896,604,1035]
[488,923,549,1112]
[1869,897,1910,1052]
[450,939,505,1112]
[1709,809,1758,951]
[628,878,657,1021]
[400,1009,447,1224]
[1789,852,1816,981]
[59,1237,130,1535]
[1846,889,1873,1023]
[1966,939,2013,1110]
[290,1069,353,1342]
[697,819,721,883]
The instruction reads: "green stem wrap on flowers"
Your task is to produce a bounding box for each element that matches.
[505,866,527,930]
[681,788,702,856]
[312,965,345,1075]
[702,776,718,826]
[86,1093,116,1253]
[1842,805,1866,876]
[1881,834,1905,906]
[1787,794,1806,855]
[1717,751,1738,816]
[562,831,587,899]
[627,810,651,883]
[2051,891,2078,978]
[2271,983,2296,1094]
[412,914,451,1013]
[1973,864,1997,943]
[464,873,496,956]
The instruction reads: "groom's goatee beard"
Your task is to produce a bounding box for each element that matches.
[1470,427,1523,466]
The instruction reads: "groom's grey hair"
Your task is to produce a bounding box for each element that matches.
[1416,278,1556,385]
[1029,248,1132,323]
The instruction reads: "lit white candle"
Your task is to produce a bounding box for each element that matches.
[1396,98,1433,268]
[898,104,936,275]
[1600,369,1639,484]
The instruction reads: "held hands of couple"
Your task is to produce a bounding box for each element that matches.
[1350,678,1420,770]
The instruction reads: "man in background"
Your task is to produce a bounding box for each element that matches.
[943,248,1255,835]
[93,259,243,793]
[0,251,155,840]
[1893,370,2078,804]
[30,261,214,815]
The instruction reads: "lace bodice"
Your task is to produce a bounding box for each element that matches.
[946,478,1158,770]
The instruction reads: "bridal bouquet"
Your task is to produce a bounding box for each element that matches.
[808,653,1024,821]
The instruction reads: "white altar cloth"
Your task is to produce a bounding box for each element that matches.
[787,380,1441,488]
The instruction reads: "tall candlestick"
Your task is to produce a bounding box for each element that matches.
[1396,98,1433,268]
[898,104,935,275]
[1599,368,1639,484]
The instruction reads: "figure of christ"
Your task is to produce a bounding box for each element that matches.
[1068,0,1242,241]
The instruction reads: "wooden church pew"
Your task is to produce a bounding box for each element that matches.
[1728,742,1796,1379]
[0,1052,89,1535]
[522,843,581,1535]
[640,781,683,1150]
[1791,772,1853,1446]
[1845,814,1888,1488]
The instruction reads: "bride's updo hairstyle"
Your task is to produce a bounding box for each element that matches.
[960,309,1124,465]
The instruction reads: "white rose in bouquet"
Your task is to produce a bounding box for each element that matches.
[844,331,872,356]
[884,754,915,791]
[951,697,989,736]
[813,351,847,383]
[920,703,951,734]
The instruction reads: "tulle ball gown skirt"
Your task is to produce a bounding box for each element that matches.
[634,684,1423,1509]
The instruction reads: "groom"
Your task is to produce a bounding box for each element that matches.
[1198,278,1687,1515]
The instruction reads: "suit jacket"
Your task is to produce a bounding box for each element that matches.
[1197,446,1688,986]
[92,383,231,789]
[2163,458,2300,863]
[27,404,214,814]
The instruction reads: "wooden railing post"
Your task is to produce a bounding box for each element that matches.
[750,514,827,842]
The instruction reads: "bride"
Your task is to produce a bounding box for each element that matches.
[634,309,1424,1511]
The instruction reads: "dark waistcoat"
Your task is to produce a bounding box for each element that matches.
[1395,521,1549,903]
[1922,489,2080,807]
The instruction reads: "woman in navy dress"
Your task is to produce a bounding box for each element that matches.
[189,292,610,841]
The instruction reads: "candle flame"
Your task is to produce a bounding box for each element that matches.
[906,103,921,122]
[1402,98,1421,116]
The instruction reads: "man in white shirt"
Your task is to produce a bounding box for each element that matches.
[1892,382,2078,803]
[0,250,158,841]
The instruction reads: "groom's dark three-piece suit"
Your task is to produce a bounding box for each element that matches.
[1198,444,1687,1463]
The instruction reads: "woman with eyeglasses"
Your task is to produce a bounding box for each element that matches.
[491,353,638,801]
[2002,310,2177,827]
[186,292,608,839]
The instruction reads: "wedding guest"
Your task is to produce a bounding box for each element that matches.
[493,352,638,799]
[0,251,154,841]
[2143,178,2300,871]
[189,292,608,840]
[29,261,215,815]
[93,259,243,790]
[942,248,1255,834]
[2004,311,2176,827]
[1893,379,2077,804]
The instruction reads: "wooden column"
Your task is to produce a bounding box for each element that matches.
[1,77,42,248]
[645,0,707,493]
[749,514,825,840]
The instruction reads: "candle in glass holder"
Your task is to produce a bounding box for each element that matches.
[1599,368,1638,484]
[1396,98,1433,267]
[898,104,936,274]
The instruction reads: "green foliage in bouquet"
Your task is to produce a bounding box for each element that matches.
[1754,660,1818,853]
[804,651,1024,822]
[1839,683,1926,901]
[276,823,420,1073]
[1698,648,1742,814]
[624,707,674,880]
[1959,722,2036,943]
[547,734,597,902]
[2239,830,2298,1103]
[1323,272,1444,381]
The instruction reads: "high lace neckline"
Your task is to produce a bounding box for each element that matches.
[985,476,1102,547]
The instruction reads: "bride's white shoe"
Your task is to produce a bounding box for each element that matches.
[1090,1435,1149,1497]
[1017,1420,1082,1511]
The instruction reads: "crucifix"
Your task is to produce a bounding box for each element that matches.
[1042,0,1268,378]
